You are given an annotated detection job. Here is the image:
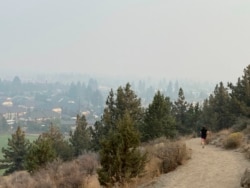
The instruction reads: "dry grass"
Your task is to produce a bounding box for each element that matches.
[209,128,250,161]
[0,139,190,188]
[0,153,100,188]
[209,129,232,147]
[223,132,243,149]
[125,138,190,188]
[0,171,36,188]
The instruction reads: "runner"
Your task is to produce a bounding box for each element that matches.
[200,126,208,148]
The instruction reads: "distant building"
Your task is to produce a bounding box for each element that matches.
[23,109,61,122]
[0,105,27,125]
[2,98,13,107]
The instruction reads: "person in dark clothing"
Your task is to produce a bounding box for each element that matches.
[200,126,208,148]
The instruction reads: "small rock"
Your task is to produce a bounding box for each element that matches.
[241,168,250,188]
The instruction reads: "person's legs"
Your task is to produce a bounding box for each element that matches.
[201,138,205,148]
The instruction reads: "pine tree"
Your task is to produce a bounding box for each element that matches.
[140,91,176,142]
[212,82,234,130]
[25,136,56,172]
[90,83,143,150]
[228,65,250,118]
[69,114,91,156]
[0,126,30,175]
[200,82,234,131]
[115,83,143,124]
[41,124,73,161]
[185,102,202,134]
[89,121,105,152]
[102,83,143,129]
[102,89,117,132]
[200,97,218,131]
[172,88,189,134]
[98,112,147,186]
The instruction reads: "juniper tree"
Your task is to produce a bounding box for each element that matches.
[98,112,147,186]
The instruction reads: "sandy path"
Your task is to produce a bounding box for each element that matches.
[140,138,250,188]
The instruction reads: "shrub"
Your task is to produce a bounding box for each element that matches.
[0,171,36,188]
[144,137,189,175]
[223,132,243,149]
[33,153,99,187]
[75,153,99,175]
[156,141,187,173]
[209,129,232,147]
[0,153,100,188]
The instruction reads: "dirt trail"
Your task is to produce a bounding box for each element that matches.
[140,138,250,188]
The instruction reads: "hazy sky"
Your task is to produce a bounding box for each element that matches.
[1,0,250,82]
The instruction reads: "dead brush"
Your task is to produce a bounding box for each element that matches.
[209,129,232,147]
[32,153,99,187]
[223,132,243,149]
[0,171,37,188]
[143,137,189,175]
[122,138,190,188]
[75,153,99,175]
[55,160,84,187]
[156,141,187,173]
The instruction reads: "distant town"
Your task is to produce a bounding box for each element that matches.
[0,73,214,134]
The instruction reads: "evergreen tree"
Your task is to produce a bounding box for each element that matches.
[69,114,90,156]
[98,112,147,186]
[200,82,234,131]
[199,97,218,131]
[41,124,73,161]
[228,65,250,118]
[89,121,105,152]
[91,83,143,150]
[0,126,30,175]
[101,83,143,132]
[212,82,234,130]
[115,83,143,124]
[172,88,189,134]
[140,91,176,142]
[185,102,202,134]
[102,89,117,132]
[25,136,56,172]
